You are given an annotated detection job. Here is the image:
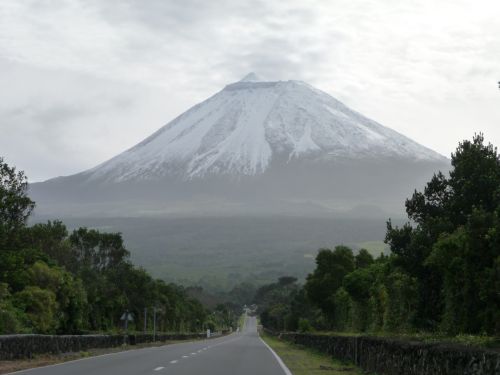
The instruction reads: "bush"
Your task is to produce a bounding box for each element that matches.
[298,318,314,333]
[0,283,25,333]
[13,286,58,333]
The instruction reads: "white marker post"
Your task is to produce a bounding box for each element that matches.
[120,311,134,345]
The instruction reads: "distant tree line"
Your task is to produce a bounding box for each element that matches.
[0,157,214,334]
[256,134,500,336]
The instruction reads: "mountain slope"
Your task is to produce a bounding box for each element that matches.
[30,74,449,217]
[86,74,444,183]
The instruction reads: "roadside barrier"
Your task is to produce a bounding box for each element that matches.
[0,332,222,360]
[264,331,500,375]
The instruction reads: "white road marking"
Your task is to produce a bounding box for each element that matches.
[191,352,197,355]
[182,355,189,358]
[260,337,293,375]
[154,366,164,371]
[4,333,239,375]
[3,343,171,374]
[170,360,178,364]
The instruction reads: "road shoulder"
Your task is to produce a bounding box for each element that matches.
[261,333,363,375]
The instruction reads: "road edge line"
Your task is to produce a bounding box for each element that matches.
[3,335,233,375]
[259,336,293,375]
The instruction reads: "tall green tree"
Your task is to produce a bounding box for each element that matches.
[0,157,35,236]
[304,246,355,322]
[386,134,500,333]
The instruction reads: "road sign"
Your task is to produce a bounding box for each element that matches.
[121,312,134,322]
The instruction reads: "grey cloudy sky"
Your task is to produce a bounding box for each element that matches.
[1,0,499,181]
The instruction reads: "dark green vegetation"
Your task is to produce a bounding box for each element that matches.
[272,332,500,375]
[34,216,390,293]
[257,135,500,338]
[0,157,233,334]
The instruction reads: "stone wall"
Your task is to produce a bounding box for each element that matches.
[276,332,500,375]
[0,332,208,360]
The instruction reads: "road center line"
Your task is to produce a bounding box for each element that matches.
[170,360,178,364]
[154,366,164,371]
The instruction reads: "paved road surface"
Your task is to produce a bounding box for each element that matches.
[10,316,290,375]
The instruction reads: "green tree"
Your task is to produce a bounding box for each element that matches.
[386,134,500,333]
[69,228,130,273]
[0,157,212,335]
[343,267,375,331]
[427,210,500,335]
[304,246,355,321]
[14,286,58,333]
[254,276,300,331]
[27,261,87,333]
[382,271,418,332]
[355,249,374,269]
[0,157,35,237]
[0,282,25,333]
[25,221,76,270]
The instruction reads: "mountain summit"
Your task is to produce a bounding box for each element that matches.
[31,74,448,217]
[239,72,261,82]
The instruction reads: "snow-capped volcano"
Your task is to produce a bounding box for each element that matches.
[31,74,449,217]
[86,74,444,183]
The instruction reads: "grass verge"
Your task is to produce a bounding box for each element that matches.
[261,333,363,375]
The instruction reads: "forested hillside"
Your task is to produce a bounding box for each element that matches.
[0,158,217,334]
[257,134,500,337]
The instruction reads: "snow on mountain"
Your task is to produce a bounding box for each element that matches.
[85,74,445,183]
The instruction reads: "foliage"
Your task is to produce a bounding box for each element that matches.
[304,246,355,319]
[0,158,213,334]
[256,277,299,331]
[297,318,314,333]
[0,157,35,234]
[387,134,500,334]
[259,134,500,337]
[13,286,58,333]
[0,282,25,333]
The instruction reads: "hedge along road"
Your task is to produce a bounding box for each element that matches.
[8,316,291,375]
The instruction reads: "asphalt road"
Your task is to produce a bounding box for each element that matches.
[10,316,291,375]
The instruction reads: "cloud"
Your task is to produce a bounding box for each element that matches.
[0,0,499,180]
[0,59,172,181]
